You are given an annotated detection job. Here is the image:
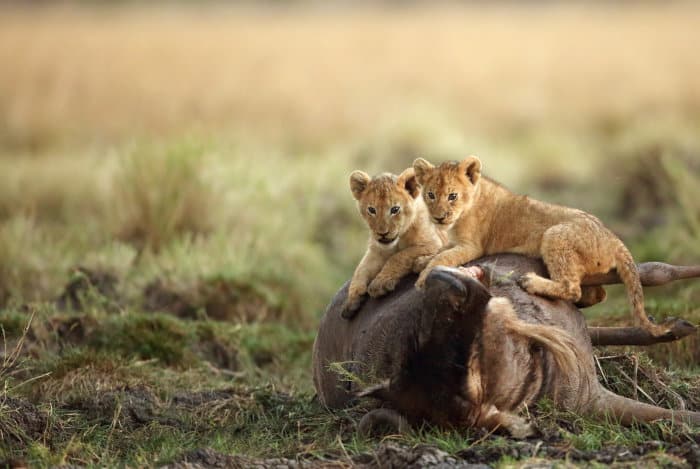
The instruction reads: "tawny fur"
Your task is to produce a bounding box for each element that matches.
[342,168,445,319]
[413,156,667,336]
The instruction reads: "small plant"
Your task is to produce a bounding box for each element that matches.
[1,312,34,395]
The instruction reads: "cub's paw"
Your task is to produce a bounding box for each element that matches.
[368,276,398,298]
[518,272,541,295]
[414,268,433,290]
[412,255,433,273]
[341,294,367,319]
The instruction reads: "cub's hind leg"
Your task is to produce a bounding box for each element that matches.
[576,285,607,308]
[519,224,585,302]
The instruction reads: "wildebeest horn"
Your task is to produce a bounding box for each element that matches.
[358,408,410,437]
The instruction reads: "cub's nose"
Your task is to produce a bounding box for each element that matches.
[433,216,446,223]
[378,231,390,237]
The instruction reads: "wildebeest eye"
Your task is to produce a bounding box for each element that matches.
[368,206,376,215]
[390,206,400,215]
[448,193,458,201]
[427,191,435,200]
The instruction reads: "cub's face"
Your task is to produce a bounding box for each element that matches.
[349,168,421,248]
[412,156,482,228]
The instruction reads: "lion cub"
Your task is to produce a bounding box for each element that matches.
[342,168,445,319]
[412,156,670,337]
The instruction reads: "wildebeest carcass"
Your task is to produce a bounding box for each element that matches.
[312,254,700,437]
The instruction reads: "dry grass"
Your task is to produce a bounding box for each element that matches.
[1,4,700,148]
[114,140,215,252]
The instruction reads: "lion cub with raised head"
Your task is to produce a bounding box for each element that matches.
[342,168,445,319]
[412,156,671,337]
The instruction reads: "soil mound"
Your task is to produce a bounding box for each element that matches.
[143,278,279,322]
[56,266,120,312]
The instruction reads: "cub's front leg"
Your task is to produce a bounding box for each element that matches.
[415,243,481,289]
[368,245,438,298]
[341,249,385,319]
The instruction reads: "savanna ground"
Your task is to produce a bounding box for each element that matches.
[1,3,700,467]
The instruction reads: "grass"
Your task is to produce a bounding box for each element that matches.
[114,140,215,253]
[2,300,699,467]
[0,2,699,467]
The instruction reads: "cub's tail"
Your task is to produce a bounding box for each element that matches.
[614,242,665,336]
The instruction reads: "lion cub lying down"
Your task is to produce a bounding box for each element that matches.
[413,156,671,337]
[341,168,445,319]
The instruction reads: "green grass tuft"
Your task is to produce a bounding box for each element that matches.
[114,140,217,253]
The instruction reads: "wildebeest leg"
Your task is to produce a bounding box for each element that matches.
[579,262,699,341]
[589,322,697,346]
[591,387,700,426]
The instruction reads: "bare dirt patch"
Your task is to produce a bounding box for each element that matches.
[165,440,699,468]
[62,386,169,430]
[457,439,696,466]
[59,386,258,434]
[0,396,49,447]
[165,444,489,469]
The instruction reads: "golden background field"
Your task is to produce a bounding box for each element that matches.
[1,3,700,466]
[2,4,700,146]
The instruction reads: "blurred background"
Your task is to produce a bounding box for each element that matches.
[2,0,700,378]
[2,2,700,465]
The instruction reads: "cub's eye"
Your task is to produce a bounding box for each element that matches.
[367,206,376,215]
[390,206,400,215]
[448,193,458,201]
[427,191,435,200]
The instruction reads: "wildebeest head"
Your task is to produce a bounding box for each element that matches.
[359,266,492,425]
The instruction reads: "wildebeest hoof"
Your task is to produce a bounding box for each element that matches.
[358,408,409,437]
[341,295,367,319]
[642,315,697,339]
[658,317,697,340]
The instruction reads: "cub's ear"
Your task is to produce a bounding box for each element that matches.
[459,155,481,185]
[412,158,434,184]
[397,167,420,199]
[349,170,371,200]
